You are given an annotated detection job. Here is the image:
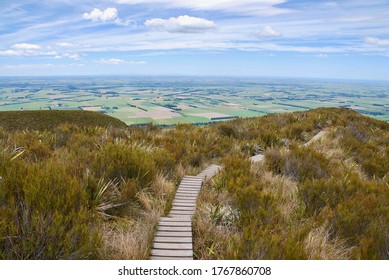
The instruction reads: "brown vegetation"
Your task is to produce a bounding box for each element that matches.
[0,108,387,259]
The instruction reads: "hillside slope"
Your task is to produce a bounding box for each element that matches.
[0,108,387,260]
[0,110,127,131]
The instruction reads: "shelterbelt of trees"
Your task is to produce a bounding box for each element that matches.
[0,108,387,259]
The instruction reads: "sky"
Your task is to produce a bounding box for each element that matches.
[0,0,389,80]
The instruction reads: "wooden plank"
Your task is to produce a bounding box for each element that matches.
[159,217,191,222]
[176,191,199,194]
[180,182,202,185]
[155,231,192,237]
[175,194,198,198]
[171,206,196,211]
[176,188,200,192]
[151,249,193,257]
[150,256,193,260]
[183,176,202,179]
[153,236,192,243]
[179,184,202,188]
[169,211,195,216]
[172,202,196,207]
[158,226,192,232]
[174,196,197,200]
[158,221,192,227]
[174,197,197,201]
[153,243,193,250]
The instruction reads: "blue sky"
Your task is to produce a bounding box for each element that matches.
[1,0,389,80]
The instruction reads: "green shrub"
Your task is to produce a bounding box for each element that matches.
[0,159,100,259]
[93,143,156,188]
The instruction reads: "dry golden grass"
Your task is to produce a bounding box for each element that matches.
[193,177,238,260]
[304,224,354,260]
[98,211,159,259]
[98,173,175,259]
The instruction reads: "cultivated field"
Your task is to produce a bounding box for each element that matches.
[0,76,388,125]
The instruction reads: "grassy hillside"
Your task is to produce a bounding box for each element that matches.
[0,108,387,259]
[0,110,127,131]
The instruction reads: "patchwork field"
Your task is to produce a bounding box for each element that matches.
[0,76,388,125]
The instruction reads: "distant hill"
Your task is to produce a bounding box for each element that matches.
[0,110,127,131]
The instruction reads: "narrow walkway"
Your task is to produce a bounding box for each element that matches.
[150,164,221,260]
[250,130,327,163]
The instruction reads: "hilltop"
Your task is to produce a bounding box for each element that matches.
[0,108,387,260]
[0,110,127,131]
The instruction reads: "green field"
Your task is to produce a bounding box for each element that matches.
[0,76,388,125]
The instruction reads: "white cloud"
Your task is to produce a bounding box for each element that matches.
[316,53,328,58]
[98,58,147,65]
[98,58,126,64]
[12,43,41,50]
[145,15,216,33]
[254,25,281,38]
[364,36,389,47]
[324,2,338,7]
[0,50,21,56]
[117,0,290,16]
[83,8,118,22]
[129,60,147,64]
[56,42,75,48]
[59,53,80,59]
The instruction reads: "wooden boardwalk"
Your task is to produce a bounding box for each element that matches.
[150,164,221,260]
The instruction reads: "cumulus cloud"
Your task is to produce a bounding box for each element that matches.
[145,15,216,33]
[12,43,41,50]
[83,8,118,22]
[364,36,389,47]
[254,25,281,38]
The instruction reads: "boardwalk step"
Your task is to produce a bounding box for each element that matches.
[171,206,196,211]
[153,243,193,250]
[158,221,192,227]
[151,249,193,258]
[158,226,192,232]
[150,256,193,260]
[150,165,222,260]
[154,236,192,243]
[172,202,196,207]
[159,217,191,222]
[155,231,192,237]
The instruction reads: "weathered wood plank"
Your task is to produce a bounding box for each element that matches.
[169,211,195,216]
[175,194,198,198]
[150,256,193,260]
[172,202,196,207]
[176,189,199,193]
[179,184,202,188]
[158,226,192,232]
[153,236,192,243]
[150,165,222,260]
[174,197,197,201]
[158,222,192,227]
[155,231,192,237]
[171,206,196,211]
[153,243,193,250]
[159,217,191,222]
[151,249,193,257]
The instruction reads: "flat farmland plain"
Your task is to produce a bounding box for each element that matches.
[0,76,388,125]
